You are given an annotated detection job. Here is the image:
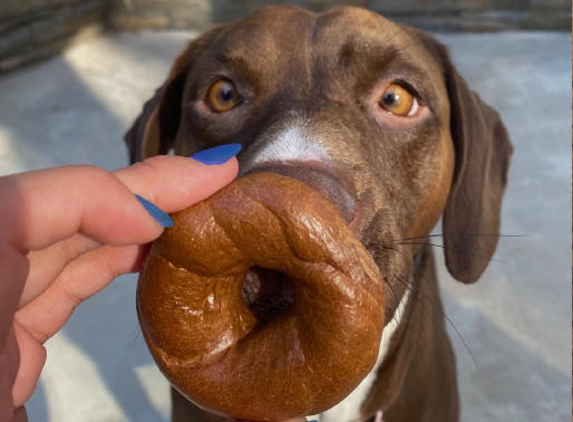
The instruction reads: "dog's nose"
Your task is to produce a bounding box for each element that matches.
[247,164,356,222]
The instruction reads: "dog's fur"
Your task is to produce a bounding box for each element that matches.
[125,6,512,422]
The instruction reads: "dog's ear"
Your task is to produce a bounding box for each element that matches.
[438,45,513,283]
[403,26,512,282]
[124,41,196,163]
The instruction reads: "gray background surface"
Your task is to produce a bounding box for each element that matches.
[0,28,570,422]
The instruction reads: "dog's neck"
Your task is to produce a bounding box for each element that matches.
[311,247,458,422]
[359,247,459,422]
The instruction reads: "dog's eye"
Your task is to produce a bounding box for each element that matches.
[379,83,419,117]
[206,79,242,112]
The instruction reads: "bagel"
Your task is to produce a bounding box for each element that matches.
[136,172,386,421]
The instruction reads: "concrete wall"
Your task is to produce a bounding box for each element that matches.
[0,0,570,73]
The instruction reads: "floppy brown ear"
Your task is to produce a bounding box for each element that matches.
[124,41,196,163]
[441,53,513,283]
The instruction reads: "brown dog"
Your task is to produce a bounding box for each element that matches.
[125,6,512,422]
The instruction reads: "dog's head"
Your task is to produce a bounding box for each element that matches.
[126,6,512,326]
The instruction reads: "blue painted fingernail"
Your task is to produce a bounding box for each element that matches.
[190,143,242,165]
[135,195,174,228]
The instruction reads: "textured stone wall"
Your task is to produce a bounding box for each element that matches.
[109,0,571,31]
[0,0,570,73]
[0,0,109,72]
[111,0,211,30]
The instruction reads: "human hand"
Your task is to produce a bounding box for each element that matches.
[0,145,239,421]
[237,418,307,422]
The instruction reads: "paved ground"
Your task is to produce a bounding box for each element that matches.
[0,28,570,422]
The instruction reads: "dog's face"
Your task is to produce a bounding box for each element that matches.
[126,6,511,330]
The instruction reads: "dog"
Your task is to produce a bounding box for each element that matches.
[124,6,512,422]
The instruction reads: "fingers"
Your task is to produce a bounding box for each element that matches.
[0,241,28,319]
[0,165,152,252]
[19,234,98,307]
[115,154,239,213]
[11,243,141,407]
[0,155,238,253]
[15,243,146,343]
[8,155,238,305]
[11,322,46,408]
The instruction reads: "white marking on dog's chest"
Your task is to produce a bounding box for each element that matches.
[309,290,410,422]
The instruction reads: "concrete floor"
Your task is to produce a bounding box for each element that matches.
[0,28,570,422]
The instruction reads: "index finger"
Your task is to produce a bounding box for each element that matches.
[0,155,238,253]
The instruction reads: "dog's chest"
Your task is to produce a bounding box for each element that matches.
[309,291,409,422]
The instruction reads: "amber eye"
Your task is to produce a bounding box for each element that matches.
[206,79,242,112]
[379,83,418,117]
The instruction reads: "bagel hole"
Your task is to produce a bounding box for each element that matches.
[242,266,296,323]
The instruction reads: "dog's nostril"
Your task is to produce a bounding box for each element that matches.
[242,266,296,323]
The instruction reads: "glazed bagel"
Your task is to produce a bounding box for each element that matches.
[136,172,386,421]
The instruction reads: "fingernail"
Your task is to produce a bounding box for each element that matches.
[135,194,174,228]
[190,143,242,165]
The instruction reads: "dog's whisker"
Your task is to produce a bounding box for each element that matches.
[460,233,525,239]
[399,233,526,243]
[367,243,403,256]
[441,312,478,367]
[395,242,507,265]
[383,276,402,313]
[392,275,477,367]
[130,329,141,347]
[399,234,444,241]
[396,241,444,248]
